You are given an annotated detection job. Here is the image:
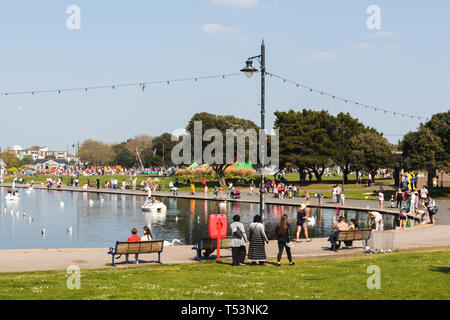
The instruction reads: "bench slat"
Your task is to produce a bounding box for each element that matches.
[337,229,371,241]
[115,241,164,255]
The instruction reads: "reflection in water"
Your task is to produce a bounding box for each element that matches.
[0,187,397,250]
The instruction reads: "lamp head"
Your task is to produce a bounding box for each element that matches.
[240,59,258,78]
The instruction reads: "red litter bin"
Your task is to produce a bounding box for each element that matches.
[208,214,228,260]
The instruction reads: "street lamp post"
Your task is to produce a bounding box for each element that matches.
[241,40,266,220]
[341,122,345,194]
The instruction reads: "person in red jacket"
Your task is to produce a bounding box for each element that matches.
[126,228,141,264]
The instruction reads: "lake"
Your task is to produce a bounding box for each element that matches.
[0,187,396,249]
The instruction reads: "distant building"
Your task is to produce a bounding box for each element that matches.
[13,147,68,161]
[27,159,72,170]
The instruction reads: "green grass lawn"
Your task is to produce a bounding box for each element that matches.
[0,248,449,300]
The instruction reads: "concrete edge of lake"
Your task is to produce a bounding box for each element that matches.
[3,183,441,222]
[1,223,449,273]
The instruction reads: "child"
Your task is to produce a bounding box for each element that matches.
[390,195,395,208]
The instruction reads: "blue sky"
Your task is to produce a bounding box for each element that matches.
[0,0,449,152]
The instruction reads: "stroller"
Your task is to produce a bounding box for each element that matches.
[230,190,241,199]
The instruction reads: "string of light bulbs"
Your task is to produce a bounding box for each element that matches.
[0,72,244,97]
[0,69,441,123]
[266,71,429,122]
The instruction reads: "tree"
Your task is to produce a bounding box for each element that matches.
[125,134,153,153]
[151,133,179,167]
[185,112,259,187]
[20,156,35,167]
[1,152,21,168]
[402,127,445,172]
[348,131,394,175]
[401,111,449,187]
[112,143,137,168]
[332,113,366,183]
[423,111,450,171]
[78,140,115,166]
[274,109,337,182]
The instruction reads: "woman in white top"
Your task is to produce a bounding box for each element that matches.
[142,226,153,241]
[378,191,384,209]
[368,211,383,232]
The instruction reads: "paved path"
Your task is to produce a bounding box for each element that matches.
[0,183,448,273]
[0,223,449,273]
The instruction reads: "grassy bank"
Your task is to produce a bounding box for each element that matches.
[0,247,449,300]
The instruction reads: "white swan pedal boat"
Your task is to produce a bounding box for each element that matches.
[5,193,20,201]
[141,200,167,212]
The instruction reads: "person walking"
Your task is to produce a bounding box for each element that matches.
[426,196,438,224]
[295,204,311,242]
[275,214,295,266]
[395,188,403,208]
[378,190,384,210]
[410,190,417,214]
[336,185,341,204]
[230,215,247,266]
[247,215,269,266]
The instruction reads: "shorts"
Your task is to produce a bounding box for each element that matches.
[297,221,306,227]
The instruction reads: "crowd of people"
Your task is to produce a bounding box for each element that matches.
[394,186,438,226]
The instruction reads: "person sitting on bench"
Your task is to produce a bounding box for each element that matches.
[126,228,141,264]
[328,216,349,251]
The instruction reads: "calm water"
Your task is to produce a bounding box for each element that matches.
[0,187,395,249]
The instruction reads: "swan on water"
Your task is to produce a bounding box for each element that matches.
[29,216,33,223]
[163,239,181,247]
[41,228,46,235]
[306,216,316,226]
[67,226,73,233]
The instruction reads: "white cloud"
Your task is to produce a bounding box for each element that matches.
[202,24,233,34]
[210,0,259,8]
[307,51,337,60]
[356,42,376,50]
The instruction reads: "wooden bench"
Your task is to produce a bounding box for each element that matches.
[108,240,164,266]
[192,237,232,260]
[335,229,372,250]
